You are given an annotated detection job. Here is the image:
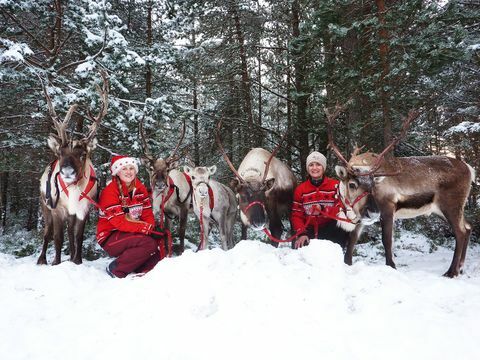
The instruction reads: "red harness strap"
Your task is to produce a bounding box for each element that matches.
[195,182,215,251]
[57,163,97,201]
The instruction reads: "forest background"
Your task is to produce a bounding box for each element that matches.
[0,0,479,258]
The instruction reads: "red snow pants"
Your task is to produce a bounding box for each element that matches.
[102,231,161,278]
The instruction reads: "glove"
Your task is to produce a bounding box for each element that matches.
[151,225,165,241]
[139,223,154,235]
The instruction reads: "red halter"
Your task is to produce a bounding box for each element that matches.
[55,160,97,201]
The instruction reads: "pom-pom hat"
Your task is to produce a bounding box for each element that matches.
[111,155,139,176]
[306,151,327,170]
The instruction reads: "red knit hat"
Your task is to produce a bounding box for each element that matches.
[110,155,139,176]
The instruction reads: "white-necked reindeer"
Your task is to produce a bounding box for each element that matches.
[140,119,192,254]
[216,122,297,246]
[326,104,475,277]
[184,165,237,251]
[38,74,108,265]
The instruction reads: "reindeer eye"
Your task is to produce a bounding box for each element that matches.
[191,175,196,180]
[348,182,358,190]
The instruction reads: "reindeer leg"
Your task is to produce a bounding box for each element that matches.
[72,216,86,265]
[218,215,232,251]
[344,224,363,266]
[200,215,210,251]
[37,205,52,265]
[240,223,247,241]
[67,215,76,261]
[226,212,236,249]
[380,211,396,269]
[178,208,188,254]
[459,220,472,273]
[51,215,64,265]
[269,215,282,248]
[443,215,468,278]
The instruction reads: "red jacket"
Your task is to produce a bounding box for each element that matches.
[96,178,155,245]
[291,177,345,238]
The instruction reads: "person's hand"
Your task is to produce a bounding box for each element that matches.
[295,235,310,249]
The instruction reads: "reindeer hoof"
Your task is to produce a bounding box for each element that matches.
[443,270,458,278]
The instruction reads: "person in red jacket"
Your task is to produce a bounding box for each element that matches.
[97,155,163,278]
[291,151,349,249]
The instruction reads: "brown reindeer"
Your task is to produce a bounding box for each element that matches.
[326,105,475,277]
[38,74,108,265]
[140,119,191,254]
[216,122,297,245]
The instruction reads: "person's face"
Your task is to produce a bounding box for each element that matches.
[118,165,137,185]
[307,162,324,180]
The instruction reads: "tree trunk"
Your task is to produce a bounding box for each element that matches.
[146,0,153,98]
[292,0,309,178]
[0,170,9,227]
[229,0,256,148]
[375,0,392,150]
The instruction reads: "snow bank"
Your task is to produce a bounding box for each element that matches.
[1,239,480,360]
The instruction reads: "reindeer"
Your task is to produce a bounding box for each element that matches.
[216,123,297,245]
[140,119,192,254]
[37,74,108,265]
[326,105,475,277]
[184,165,237,250]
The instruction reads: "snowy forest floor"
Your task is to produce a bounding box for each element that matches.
[1,229,480,360]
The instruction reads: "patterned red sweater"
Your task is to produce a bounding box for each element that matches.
[96,178,155,245]
[291,177,345,237]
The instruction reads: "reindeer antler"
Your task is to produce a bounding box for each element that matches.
[166,118,187,164]
[325,101,352,171]
[261,128,289,183]
[216,120,245,183]
[40,77,78,145]
[354,110,420,177]
[84,71,109,142]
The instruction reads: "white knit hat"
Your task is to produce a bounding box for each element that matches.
[111,155,139,176]
[306,151,327,170]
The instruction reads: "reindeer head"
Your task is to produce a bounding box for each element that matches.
[43,73,108,184]
[231,177,275,230]
[184,165,216,200]
[216,121,285,231]
[326,103,419,226]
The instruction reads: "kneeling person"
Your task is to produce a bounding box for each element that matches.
[97,155,164,278]
[291,151,349,249]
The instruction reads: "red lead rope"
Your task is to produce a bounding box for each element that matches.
[260,205,355,244]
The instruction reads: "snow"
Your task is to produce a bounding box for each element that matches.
[1,231,480,360]
[0,39,33,63]
[444,121,480,136]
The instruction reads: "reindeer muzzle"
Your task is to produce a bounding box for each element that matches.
[196,182,209,198]
[60,166,77,184]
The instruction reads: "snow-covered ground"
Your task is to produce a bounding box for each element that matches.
[1,231,480,360]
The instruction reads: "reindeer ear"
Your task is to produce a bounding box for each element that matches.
[208,165,217,175]
[47,135,61,154]
[184,166,192,174]
[265,178,275,190]
[335,165,348,180]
